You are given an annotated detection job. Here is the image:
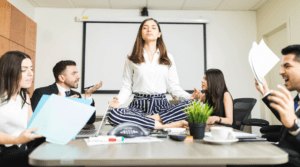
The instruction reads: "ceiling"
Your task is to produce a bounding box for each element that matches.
[27,0,269,11]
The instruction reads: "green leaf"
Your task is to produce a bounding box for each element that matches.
[183,100,214,124]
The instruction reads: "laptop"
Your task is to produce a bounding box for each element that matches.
[76,104,110,138]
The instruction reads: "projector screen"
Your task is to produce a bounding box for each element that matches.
[82,21,207,94]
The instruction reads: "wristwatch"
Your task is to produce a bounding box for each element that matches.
[288,119,300,131]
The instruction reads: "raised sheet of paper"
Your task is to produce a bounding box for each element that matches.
[249,39,280,91]
[27,94,95,145]
[84,137,163,146]
[28,95,93,127]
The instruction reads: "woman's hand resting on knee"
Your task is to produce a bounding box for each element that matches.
[146,114,163,123]
[110,97,120,108]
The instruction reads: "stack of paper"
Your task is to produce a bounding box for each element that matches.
[249,39,280,91]
[27,94,95,145]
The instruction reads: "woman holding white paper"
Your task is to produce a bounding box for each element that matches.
[108,18,200,129]
[0,51,42,166]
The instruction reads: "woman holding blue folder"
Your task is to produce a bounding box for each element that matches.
[109,18,200,129]
[0,51,42,166]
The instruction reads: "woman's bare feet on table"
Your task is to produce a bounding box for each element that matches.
[154,120,189,129]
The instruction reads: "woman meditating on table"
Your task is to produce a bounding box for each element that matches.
[0,51,42,166]
[108,18,200,130]
[198,69,236,128]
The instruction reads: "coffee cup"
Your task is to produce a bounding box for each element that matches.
[210,127,236,140]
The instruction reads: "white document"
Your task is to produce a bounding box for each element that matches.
[205,132,258,138]
[84,137,163,146]
[249,39,280,91]
[163,128,186,133]
[27,94,95,145]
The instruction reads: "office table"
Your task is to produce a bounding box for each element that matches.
[29,124,288,167]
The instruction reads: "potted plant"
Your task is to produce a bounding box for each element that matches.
[184,101,214,139]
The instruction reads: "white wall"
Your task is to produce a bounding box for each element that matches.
[7,0,35,21]
[257,0,300,124]
[257,0,300,44]
[34,8,259,133]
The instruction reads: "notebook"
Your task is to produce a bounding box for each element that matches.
[76,104,110,138]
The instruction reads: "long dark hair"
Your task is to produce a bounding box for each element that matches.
[0,51,31,107]
[204,69,229,114]
[128,18,172,66]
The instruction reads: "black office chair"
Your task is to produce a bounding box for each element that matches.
[259,125,283,142]
[236,98,283,142]
[233,98,269,131]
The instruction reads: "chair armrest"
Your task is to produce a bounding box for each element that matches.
[261,132,281,142]
[242,118,269,127]
[260,125,283,134]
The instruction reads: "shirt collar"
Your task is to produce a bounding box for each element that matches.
[56,83,70,97]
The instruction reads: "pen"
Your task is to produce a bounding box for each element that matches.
[88,136,125,142]
[84,85,94,89]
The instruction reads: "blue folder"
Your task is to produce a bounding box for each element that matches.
[28,94,93,128]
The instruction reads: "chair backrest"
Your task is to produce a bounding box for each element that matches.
[233,98,257,131]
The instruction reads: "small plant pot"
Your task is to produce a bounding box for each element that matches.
[189,122,206,139]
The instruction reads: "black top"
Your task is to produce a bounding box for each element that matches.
[211,91,236,128]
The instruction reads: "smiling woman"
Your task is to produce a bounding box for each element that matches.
[0,51,42,166]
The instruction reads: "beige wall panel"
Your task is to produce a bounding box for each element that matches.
[10,5,26,46]
[0,1,11,39]
[25,48,35,96]
[25,17,37,51]
[10,41,24,52]
[0,36,10,58]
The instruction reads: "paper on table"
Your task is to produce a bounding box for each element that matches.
[205,132,258,138]
[27,94,95,145]
[84,137,163,146]
[249,39,280,91]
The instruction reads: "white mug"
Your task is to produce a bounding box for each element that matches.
[210,127,236,140]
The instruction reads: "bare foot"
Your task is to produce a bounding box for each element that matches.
[154,120,189,129]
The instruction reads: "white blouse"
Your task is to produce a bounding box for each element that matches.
[0,94,28,143]
[117,49,191,105]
